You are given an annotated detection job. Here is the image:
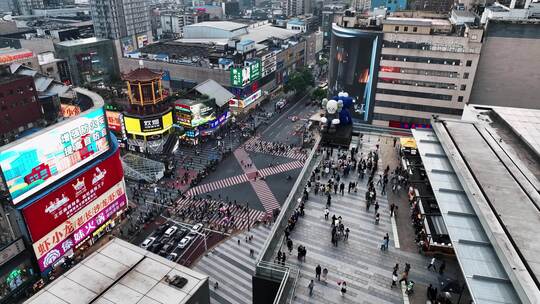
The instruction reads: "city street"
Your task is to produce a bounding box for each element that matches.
[120,91,321,267]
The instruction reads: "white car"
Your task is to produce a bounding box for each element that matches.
[177,236,194,249]
[164,226,178,238]
[140,237,156,249]
[166,252,178,261]
[190,223,203,234]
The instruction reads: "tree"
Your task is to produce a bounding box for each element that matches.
[311,87,327,100]
[284,69,314,94]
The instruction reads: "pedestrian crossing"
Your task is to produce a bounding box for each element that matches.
[258,160,304,177]
[243,137,307,161]
[192,224,273,304]
[170,197,266,231]
[249,179,281,213]
[184,174,249,197]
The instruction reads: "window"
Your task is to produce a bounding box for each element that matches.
[394,26,399,31]
[460,84,466,91]
[458,96,464,102]
[413,27,418,32]
[463,72,469,79]
[466,60,472,67]
[404,26,408,32]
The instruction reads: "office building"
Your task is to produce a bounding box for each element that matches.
[13,0,44,15]
[407,0,454,12]
[372,17,483,128]
[89,0,152,50]
[371,0,407,12]
[321,4,346,48]
[54,37,118,86]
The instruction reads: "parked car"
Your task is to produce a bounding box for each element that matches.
[174,229,189,242]
[166,252,178,261]
[190,223,203,234]
[159,243,173,257]
[155,223,171,236]
[164,226,178,238]
[150,242,164,253]
[177,236,194,249]
[140,237,156,250]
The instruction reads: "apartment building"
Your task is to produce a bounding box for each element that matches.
[372,17,483,128]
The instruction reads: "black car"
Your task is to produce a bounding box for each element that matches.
[174,229,189,241]
[150,242,164,253]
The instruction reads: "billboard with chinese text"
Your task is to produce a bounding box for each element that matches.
[32,180,126,271]
[105,111,123,133]
[124,111,173,136]
[0,108,110,205]
[230,60,261,87]
[22,150,124,242]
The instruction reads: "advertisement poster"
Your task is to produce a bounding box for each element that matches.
[140,117,163,132]
[137,35,148,48]
[249,60,261,81]
[22,150,124,242]
[120,37,135,55]
[33,181,126,271]
[59,105,81,118]
[105,111,123,133]
[190,104,215,127]
[0,108,109,205]
[124,111,173,135]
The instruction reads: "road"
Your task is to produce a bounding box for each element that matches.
[121,89,320,266]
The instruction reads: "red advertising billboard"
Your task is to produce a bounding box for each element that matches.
[105,110,123,133]
[33,180,126,271]
[22,150,124,243]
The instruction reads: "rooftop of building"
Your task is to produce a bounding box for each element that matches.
[185,21,248,31]
[122,68,163,82]
[25,238,209,304]
[383,17,452,27]
[55,37,110,47]
[412,105,540,303]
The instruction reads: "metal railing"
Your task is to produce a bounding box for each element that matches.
[254,135,321,304]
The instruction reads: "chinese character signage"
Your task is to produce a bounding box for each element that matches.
[230,61,262,88]
[250,60,261,81]
[123,111,173,135]
[0,108,109,205]
[105,111,123,133]
[140,117,163,132]
[33,180,127,271]
[59,105,81,118]
[22,150,124,242]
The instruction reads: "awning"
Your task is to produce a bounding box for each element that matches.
[400,137,417,149]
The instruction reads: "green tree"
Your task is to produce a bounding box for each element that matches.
[311,87,327,100]
[284,69,314,94]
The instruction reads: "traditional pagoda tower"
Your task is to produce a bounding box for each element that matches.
[122,65,164,115]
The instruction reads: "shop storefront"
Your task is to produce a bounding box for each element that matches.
[228,89,264,113]
[0,239,36,304]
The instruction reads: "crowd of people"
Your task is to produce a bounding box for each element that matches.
[244,138,306,158]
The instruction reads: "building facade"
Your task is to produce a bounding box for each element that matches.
[0,66,42,143]
[89,0,152,50]
[54,37,118,87]
[371,0,407,12]
[372,18,483,128]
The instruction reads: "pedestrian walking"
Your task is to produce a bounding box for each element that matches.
[345,227,350,240]
[390,202,396,217]
[339,281,347,296]
[322,268,328,284]
[391,270,398,288]
[439,260,446,275]
[249,248,254,257]
[324,208,329,220]
[427,257,437,271]
[315,264,321,281]
[398,271,408,285]
[308,280,314,296]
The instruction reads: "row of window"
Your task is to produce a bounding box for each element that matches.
[382,54,473,67]
[373,113,431,125]
[393,26,418,33]
[380,66,465,79]
[376,88,454,101]
[379,77,458,90]
[383,40,471,54]
[376,100,464,116]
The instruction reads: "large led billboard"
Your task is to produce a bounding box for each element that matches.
[123,111,173,136]
[0,108,109,205]
[230,60,261,87]
[22,150,124,242]
[32,180,127,271]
